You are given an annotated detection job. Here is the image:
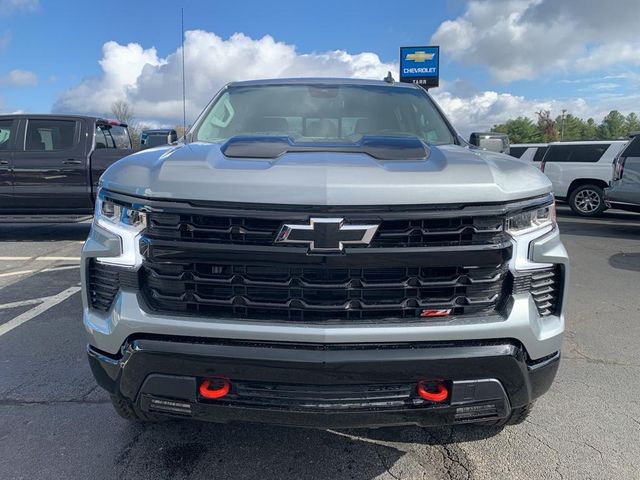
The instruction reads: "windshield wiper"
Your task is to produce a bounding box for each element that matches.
[220,135,430,161]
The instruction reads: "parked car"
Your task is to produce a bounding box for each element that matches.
[605,132,640,213]
[83,78,567,430]
[469,132,510,154]
[0,114,133,219]
[509,143,548,163]
[140,128,178,149]
[540,140,627,216]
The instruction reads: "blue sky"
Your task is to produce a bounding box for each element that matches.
[1,0,640,133]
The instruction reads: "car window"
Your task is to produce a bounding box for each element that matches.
[532,147,547,162]
[195,84,456,145]
[620,136,640,158]
[146,134,169,148]
[96,124,131,149]
[0,119,14,150]
[509,147,527,158]
[25,119,77,151]
[544,144,609,163]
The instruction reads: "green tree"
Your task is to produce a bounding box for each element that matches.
[625,113,640,134]
[491,116,543,143]
[556,113,587,141]
[598,110,627,139]
[582,118,598,140]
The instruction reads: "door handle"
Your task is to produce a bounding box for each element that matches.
[63,159,82,165]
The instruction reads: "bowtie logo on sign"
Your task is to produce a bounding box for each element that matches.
[399,46,440,88]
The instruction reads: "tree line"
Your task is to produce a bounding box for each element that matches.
[491,110,640,144]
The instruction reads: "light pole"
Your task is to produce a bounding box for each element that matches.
[560,109,567,141]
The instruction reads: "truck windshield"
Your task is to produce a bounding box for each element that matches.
[195,84,455,145]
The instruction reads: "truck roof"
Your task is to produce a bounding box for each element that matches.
[227,77,420,90]
[0,113,128,127]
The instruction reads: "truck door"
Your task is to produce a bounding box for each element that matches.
[0,118,18,210]
[90,122,134,194]
[11,117,92,212]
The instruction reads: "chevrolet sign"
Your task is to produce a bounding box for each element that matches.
[399,46,439,88]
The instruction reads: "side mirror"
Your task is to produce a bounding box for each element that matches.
[469,132,510,154]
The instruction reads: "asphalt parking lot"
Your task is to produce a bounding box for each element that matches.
[1,207,639,480]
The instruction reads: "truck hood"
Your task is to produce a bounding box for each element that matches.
[101,142,551,205]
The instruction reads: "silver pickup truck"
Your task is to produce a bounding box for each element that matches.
[82,78,568,429]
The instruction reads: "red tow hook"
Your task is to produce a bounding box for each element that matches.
[199,377,231,399]
[416,381,449,402]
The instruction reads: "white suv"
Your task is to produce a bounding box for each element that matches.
[509,143,548,163]
[540,141,627,216]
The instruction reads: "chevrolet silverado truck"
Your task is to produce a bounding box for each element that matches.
[0,114,132,221]
[82,78,568,429]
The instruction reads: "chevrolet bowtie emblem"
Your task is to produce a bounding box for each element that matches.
[275,218,379,253]
[405,51,435,62]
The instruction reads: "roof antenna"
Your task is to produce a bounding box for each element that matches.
[384,71,395,84]
[181,7,188,144]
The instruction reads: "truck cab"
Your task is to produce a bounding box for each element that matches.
[0,114,133,218]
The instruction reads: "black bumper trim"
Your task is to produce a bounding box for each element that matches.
[88,338,559,428]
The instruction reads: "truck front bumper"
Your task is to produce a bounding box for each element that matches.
[89,337,559,428]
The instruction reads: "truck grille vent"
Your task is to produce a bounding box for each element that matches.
[512,266,562,316]
[141,262,511,322]
[88,260,139,311]
[146,212,507,248]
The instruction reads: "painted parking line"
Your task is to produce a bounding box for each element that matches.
[0,270,34,278]
[0,285,81,337]
[0,256,81,262]
[0,297,45,310]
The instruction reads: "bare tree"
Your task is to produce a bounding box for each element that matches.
[110,99,135,126]
[536,110,559,142]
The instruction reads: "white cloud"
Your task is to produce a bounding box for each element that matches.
[0,0,38,15]
[54,30,396,123]
[0,69,37,86]
[431,0,640,83]
[53,28,640,136]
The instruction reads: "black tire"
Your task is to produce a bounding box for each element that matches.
[568,184,607,216]
[477,403,534,427]
[110,395,164,422]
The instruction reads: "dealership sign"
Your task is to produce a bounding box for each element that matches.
[399,46,439,88]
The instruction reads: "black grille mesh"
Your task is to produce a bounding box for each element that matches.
[141,261,510,322]
[146,212,507,248]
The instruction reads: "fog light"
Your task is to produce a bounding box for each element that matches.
[199,377,231,399]
[416,381,449,402]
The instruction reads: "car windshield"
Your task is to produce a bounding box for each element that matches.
[194,84,455,145]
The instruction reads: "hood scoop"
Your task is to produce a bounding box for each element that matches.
[220,135,430,161]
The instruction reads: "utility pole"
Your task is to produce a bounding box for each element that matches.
[560,109,567,141]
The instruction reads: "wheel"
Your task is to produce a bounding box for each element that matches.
[110,395,165,422]
[477,403,533,427]
[568,184,606,216]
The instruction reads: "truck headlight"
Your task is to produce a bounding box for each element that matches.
[505,202,556,236]
[94,190,146,267]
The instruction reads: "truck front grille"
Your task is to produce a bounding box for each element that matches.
[141,261,511,322]
[146,212,507,248]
